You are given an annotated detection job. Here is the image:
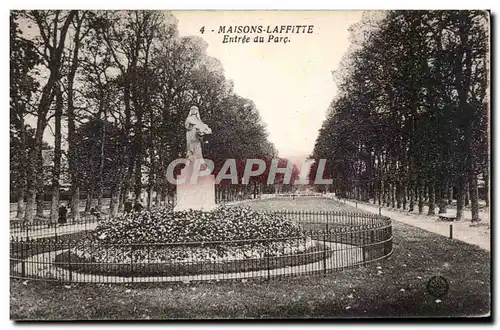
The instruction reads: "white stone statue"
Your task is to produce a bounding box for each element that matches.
[175,105,216,212]
[185,105,212,165]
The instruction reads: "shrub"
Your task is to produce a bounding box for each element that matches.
[91,205,304,245]
[70,206,313,265]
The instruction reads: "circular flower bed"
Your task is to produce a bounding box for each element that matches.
[62,206,325,276]
[92,205,304,244]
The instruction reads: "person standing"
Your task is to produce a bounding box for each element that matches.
[58,203,68,224]
[90,206,101,220]
[133,200,144,213]
[124,200,133,214]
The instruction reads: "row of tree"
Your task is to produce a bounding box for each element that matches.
[10,10,282,222]
[310,11,489,221]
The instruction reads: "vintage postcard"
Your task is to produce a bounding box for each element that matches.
[9,10,491,320]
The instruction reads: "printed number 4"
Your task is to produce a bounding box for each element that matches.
[200,26,205,34]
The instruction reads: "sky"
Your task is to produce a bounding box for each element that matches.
[172,11,363,160]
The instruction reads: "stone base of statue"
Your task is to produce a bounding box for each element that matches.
[174,166,216,212]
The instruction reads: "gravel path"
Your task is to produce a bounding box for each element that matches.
[340,199,490,251]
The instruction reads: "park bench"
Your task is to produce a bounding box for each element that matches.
[438,214,457,222]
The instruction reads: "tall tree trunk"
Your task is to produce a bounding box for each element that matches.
[385,183,390,207]
[402,184,407,210]
[483,170,489,207]
[36,196,45,218]
[455,13,474,219]
[85,187,93,213]
[469,171,480,222]
[379,180,384,206]
[155,189,161,206]
[443,179,449,205]
[36,137,45,218]
[16,120,27,219]
[438,182,447,214]
[396,181,402,209]
[16,192,25,219]
[377,180,382,205]
[165,185,170,205]
[49,190,59,223]
[66,12,83,222]
[24,191,36,222]
[159,184,165,207]
[97,192,103,213]
[380,181,384,206]
[26,10,76,222]
[68,86,78,221]
[418,182,424,214]
[36,139,46,218]
[465,182,470,206]
[147,186,154,210]
[68,130,79,223]
[146,127,155,210]
[71,186,80,222]
[456,175,466,221]
[49,86,63,223]
[134,157,142,203]
[110,185,120,217]
[124,154,135,202]
[448,185,453,205]
[391,183,396,208]
[408,182,415,212]
[119,182,127,212]
[427,182,436,216]
[109,188,116,216]
[377,156,382,205]
[96,116,106,213]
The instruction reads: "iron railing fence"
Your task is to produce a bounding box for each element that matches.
[10,210,393,283]
[10,215,107,240]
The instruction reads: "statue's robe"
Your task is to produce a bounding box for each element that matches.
[185,115,212,164]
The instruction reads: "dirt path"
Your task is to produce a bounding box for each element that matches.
[341,199,490,251]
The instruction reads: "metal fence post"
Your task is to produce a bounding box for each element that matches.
[130,246,134,283]
[68,240,73,282]
[326,213,329,234]
[266,245,270,281]
[449,224,453,239]
[323,231,327,275]
[362,230,366,264]
[21,238,26,278]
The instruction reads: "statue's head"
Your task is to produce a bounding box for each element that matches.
[188,105,200,117]
[185,105,203,129]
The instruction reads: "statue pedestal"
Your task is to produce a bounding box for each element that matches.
[174,170,216,212]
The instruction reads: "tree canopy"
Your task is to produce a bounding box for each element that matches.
[310,11,489,221]
[10,10,280,220]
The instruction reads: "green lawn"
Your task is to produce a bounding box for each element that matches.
[10,197,490,319]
